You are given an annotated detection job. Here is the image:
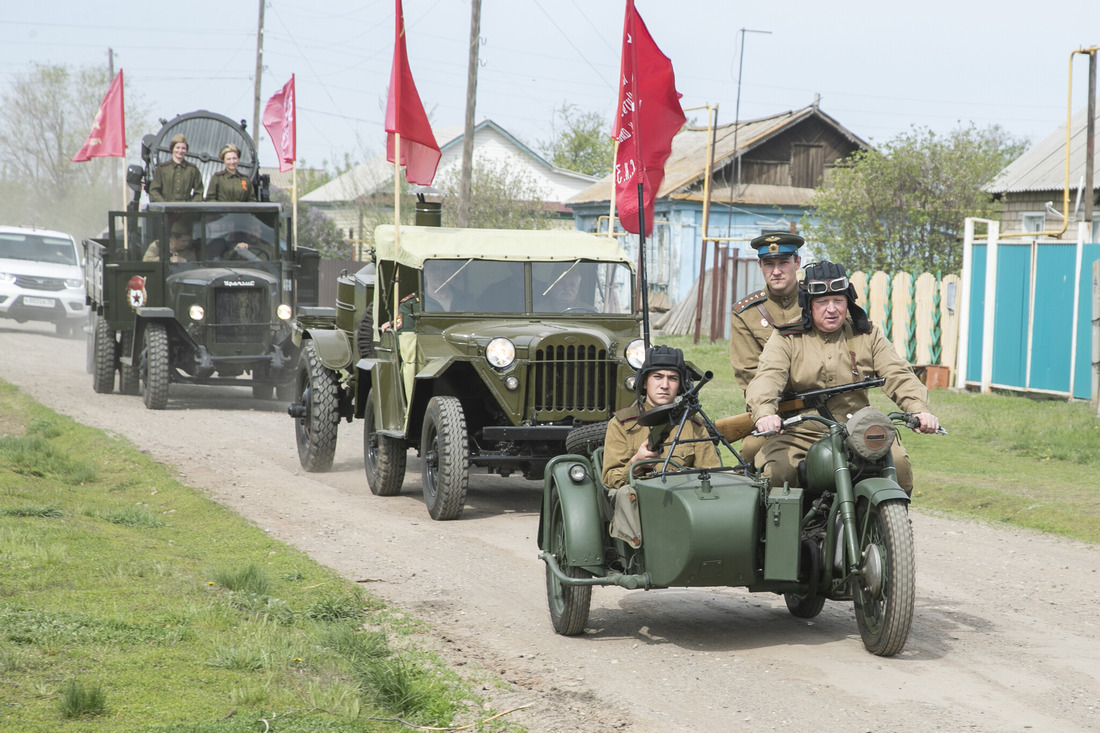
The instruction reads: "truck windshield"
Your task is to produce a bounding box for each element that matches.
[418,259,634,315]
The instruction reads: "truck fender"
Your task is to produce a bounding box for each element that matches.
[352,357,377,420]
[853,477,910,507]
[538,455,605,569]
[305,328,353,370]
[130,308,190,361]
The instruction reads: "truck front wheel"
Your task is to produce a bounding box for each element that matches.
[420,396,469,520]
[141,323,170,410]
[92,315,117,394]
[294,340,339,472]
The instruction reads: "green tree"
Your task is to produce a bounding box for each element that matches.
[269,189,351,259]
[541,102,613,178]
[0,63,147,238]
[804,124,1029,273]
[436,159,551,229]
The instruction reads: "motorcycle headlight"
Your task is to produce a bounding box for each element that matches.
[846,407,895,461]
[277,304,293,321]
[568,463,588,483]
[189,304,205,321]
[625,338,646,369]
[485,337,515,369]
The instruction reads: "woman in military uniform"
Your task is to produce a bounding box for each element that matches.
[205,144,257,202]
[746,261,939,494]
[149,134,203,202]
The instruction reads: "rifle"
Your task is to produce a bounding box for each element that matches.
[637,370,713,450]
[714,376,886,444]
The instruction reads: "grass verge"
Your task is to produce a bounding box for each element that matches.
[0,381,516,732]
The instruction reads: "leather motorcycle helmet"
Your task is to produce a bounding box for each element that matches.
[634,345,690,403]
[798,260,871,334]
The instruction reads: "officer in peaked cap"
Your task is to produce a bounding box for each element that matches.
[727,229,804,465]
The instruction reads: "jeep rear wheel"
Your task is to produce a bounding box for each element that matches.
[141,323,170,410]
[119,331,140,395]
[421,396,469,520]
[364,389,406,496]
[92,314,117,394]
[294,340,339,472]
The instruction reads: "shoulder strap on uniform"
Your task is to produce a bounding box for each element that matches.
[613,404,641,424]
[733,289,767,314]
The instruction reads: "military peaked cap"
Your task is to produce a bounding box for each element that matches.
[750,230,804,259]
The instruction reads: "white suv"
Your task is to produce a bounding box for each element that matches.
[0,226,89,337]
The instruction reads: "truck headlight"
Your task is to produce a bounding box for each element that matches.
[485,337,515,369]
[277,304,293,321]
[625,338,646,369]
[189,304,205,321]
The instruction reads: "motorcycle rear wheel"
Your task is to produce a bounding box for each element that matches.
[853,498,914,656]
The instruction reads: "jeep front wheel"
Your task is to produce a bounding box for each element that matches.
[92,315,117,394]
[293,340,339,472]
[141,323,170,410]
[420,396,469,520]
[363,389,406,496]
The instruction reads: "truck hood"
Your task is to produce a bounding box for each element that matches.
[442,319,625,350]
[166,265,280,289]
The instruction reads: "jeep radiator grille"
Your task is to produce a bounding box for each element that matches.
[213,287,268,343]
[532,342,612,415]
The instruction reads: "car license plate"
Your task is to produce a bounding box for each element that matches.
[22,296,56,308]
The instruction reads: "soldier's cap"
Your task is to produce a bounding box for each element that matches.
[219,143,241,161]
[169,133,188,149]
[750,230,804,260]
[635,345,690,401]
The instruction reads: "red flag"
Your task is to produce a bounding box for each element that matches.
[613,1,685,235]
[263,75,296,173]
[71,70,126,162]
[385,0,441,186]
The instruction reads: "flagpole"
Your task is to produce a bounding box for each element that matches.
[393,132,402,247]
[637,182,650,348]
[292,165,298,251]
[608,141,618,238]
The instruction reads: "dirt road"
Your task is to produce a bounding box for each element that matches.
[1,321,1097,732]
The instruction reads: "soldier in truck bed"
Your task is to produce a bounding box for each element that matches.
[728,231,804,465]
[148,133,203,202]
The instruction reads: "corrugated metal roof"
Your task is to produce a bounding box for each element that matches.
[986,106,1100,194]
[568,104,867,205]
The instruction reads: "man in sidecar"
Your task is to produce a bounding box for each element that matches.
[746,261,939,494]
[602,345,722,546]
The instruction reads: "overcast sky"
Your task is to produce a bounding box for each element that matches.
[3,0,1097,169]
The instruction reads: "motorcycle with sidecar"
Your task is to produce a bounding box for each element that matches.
[537,372,938,656]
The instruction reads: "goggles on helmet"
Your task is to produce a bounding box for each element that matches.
[805,276,849,295]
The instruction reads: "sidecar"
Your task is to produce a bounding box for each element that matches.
[537,409,915,656]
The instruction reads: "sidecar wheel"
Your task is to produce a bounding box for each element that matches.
[545,485,592,635]
[784,591,826,619]
[853,498,915,656]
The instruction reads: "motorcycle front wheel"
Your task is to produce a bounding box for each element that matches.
[853,498,915,656]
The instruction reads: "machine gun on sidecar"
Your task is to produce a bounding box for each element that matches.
[537,373,940,656]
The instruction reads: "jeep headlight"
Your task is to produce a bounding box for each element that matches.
[485,337,515,369]
[189,304,205,321]
[625,338,646,369]
[277,304,293,321]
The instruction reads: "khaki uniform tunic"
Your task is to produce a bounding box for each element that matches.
[205,170,257,202]
[728,288,801,464]
[745,321,929,492]
[142,239,198,262]
[602,403,721,490]
[149,161,203,202]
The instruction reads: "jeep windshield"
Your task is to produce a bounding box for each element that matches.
[418,259,634,315]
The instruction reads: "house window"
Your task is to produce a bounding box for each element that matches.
[1021,213,1045,234]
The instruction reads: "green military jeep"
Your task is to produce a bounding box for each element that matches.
[85,110,320,408]
[289,223,645,520]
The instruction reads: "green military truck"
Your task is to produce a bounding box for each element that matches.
[288,222,645,520]
[85,110,320,408]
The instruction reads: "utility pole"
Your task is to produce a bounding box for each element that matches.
[732,28,770,198]
[459,0,482,228]
[1085,49,1095,229]
[252,0,266,148]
